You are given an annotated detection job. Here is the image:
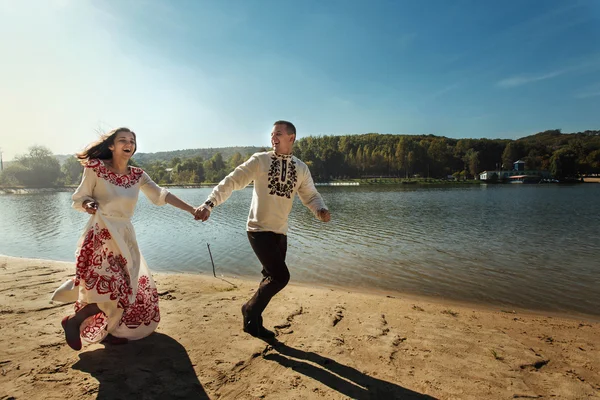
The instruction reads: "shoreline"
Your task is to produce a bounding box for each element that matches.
[1,254,599,399]
[3,253,599,324]
[2,178,598,195]
[6,253,598,323]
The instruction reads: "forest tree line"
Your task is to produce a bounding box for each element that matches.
[1,129,599,187]
[292,129,600,181]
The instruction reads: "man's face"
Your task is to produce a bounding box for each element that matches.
[271,124,295,155]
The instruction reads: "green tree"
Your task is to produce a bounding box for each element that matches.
[523,149,543,171]
[170,157,182,168]
[0,163,26,186]
[321,148,345,179]
[144,160,172,184]
[173,157,204,183]
[7,146,62,187]
[394,137,409,177]
[228,152,244,170]
[550,148,578,179]
[586,149,600,174]
[502,142,521,170]
[428,138,450,178]
[203,152,226,182]
[62,156,83,185]
[463,148,480,178]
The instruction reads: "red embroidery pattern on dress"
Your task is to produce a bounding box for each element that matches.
[75,223,133,309]
[74,222,160,336]
[121,275,161,328]
[75,300,108,343]
[86,158,143,188]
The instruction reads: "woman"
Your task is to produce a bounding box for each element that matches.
[52,127,200,350]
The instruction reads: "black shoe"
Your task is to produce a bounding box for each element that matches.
[246,324,275,340]
[242,307,275,340]
[256,315,275,339]
[241,304,251,331]
[241,304,258,334]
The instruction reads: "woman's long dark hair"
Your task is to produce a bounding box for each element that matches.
[76,127,137,165]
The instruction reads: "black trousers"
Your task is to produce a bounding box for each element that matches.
[243,231,290,318]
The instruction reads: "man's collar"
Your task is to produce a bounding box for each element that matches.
[272,151,293,159]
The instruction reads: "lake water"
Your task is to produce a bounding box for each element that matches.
[1,184,599,317]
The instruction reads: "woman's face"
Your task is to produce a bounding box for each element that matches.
[109,131,136,159]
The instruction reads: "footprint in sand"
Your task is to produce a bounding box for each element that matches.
[158,290,177,301]
[379,314,390,336]
[274,306,303,335]
[332,305,345,327]
[367,314,390,339]
[389,334,408,362]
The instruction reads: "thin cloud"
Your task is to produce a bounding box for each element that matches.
[403,82,462,115]
[498,54,600,88]
[575,90,600,99]
[497,70,566,88]
[574,83,600,99]
[428,82,461,100]
[498,2,588,45]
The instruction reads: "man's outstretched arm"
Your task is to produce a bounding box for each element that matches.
[194,154,260,221]
[297,167,330,222]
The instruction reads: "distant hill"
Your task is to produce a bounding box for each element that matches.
[11,129,600,169]
[516,129,600,148]
[132,146,267,165]
[51,146,267,166]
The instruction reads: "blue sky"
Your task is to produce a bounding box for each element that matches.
[1,0,599,160]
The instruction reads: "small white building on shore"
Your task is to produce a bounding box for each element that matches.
[479,160,551,182]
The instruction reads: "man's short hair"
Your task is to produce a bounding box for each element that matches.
[273,120,296,135]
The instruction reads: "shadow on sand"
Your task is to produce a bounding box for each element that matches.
[264,339,437,400]
[73,332,209,400]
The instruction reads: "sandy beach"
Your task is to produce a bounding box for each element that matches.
[0,254,598,400]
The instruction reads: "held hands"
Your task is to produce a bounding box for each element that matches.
[83,200,98,215]
[317,208,331,222]
[193,206,211,222]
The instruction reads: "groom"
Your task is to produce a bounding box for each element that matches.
[195,120,331,339]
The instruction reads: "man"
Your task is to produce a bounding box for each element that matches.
[195,120,331,339]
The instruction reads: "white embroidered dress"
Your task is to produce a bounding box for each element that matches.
[52,158,169,343]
